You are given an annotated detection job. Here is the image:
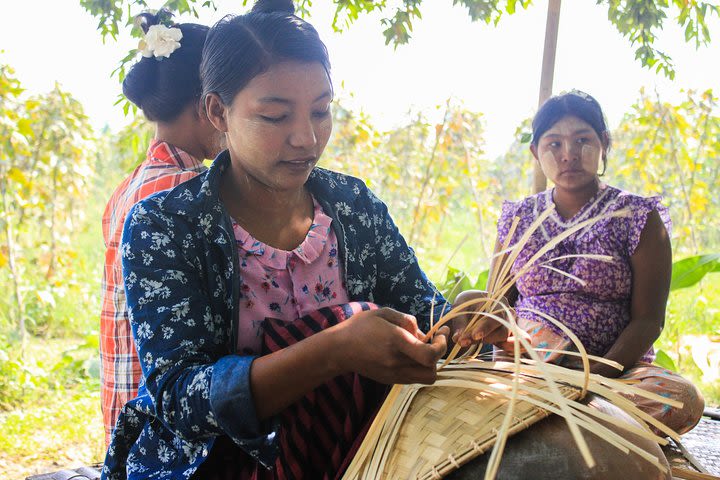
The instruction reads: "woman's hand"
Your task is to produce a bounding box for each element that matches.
[450,290,510,348]
[333,307,449,385]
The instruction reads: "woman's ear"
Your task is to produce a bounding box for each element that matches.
[205,93,229,132]
[530,144,540,162]
[601,131,610,153]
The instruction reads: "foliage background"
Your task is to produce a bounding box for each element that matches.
[1,1,720,472]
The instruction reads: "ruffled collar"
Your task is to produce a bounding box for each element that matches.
[232,197,333,269]
[543,183,612,227]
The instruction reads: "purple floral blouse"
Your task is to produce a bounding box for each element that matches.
[232,197,349,355]
[497,184,671,360]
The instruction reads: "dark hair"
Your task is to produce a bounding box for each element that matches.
[122,11,209,122]
[531,90,611,173]
[200,0,331,105]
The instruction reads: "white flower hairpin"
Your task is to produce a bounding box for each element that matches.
[138,24,183,59]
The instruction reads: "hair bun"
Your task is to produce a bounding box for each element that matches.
[122,58,157,106]
[251,0,295,15]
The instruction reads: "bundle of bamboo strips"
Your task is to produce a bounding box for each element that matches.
[343,206,680,480]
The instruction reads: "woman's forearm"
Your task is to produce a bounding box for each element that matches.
[249,307,448,420]
[592,319,662,377]
[250,325,345,420]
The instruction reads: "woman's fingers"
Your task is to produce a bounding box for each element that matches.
[451,291,515,347]
[342,309,454,385]
[451,317,468,344]
[375,307,423,339]
[393,326,443,367]
[382,328,449,384]
[429,325,449,358]
[481,324,510,345]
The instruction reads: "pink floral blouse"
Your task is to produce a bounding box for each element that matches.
[232,198,349,354]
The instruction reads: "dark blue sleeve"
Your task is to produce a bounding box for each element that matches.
[120,199,279,466]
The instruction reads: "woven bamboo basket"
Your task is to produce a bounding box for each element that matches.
[345,352,680,480]
[377,369,580,479]
[344,206,681,480]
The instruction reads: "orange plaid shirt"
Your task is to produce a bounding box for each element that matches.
[100,140,206,445]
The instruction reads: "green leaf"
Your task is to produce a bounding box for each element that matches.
[81,332,100,350]
[438,268,490,303]
[474,269,489,290]
[654,349,677,372]
[439,267,469,303]
[670,254,720,291]
[685,21,694,42]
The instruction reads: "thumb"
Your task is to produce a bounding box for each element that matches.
[451,316,468,344]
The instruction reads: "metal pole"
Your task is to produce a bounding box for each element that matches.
[533,0,561,193]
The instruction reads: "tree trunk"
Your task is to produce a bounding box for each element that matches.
[1,173,27,347]
[46,161,59,279]
[533,0,562,194]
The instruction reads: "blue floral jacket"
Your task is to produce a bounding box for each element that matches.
[101,151,448,479]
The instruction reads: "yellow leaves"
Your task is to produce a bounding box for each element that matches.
[356,127,370,143]
[611,88,720,252]
[7,167,29,188]
[690,190,709,214]
[9,131,30,152]
[16,118,34,138]
[24,99,40,111]
[651,143,667,155]
[646,182,662,194]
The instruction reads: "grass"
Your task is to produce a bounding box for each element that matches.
[0,338,104,480]
[658,274,720,406]
[412,208,493,283]
[0,390,103,480]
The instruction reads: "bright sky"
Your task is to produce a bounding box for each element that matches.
[1,0,719,158]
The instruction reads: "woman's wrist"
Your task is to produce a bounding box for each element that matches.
[314,322,351,378]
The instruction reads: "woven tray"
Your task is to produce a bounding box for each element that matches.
[345,369,580,479]
[386,382,580,479]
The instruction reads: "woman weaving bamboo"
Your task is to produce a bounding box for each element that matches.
[101,1,463,478]
[454,90,704,436]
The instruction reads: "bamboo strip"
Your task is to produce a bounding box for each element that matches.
[462,309,596,464]
[483,323,523,479]
[671,466,720,480]
[487,216,520,294]
[344,206,674,479]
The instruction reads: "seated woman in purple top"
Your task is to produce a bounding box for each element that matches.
[457,90,703,435]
